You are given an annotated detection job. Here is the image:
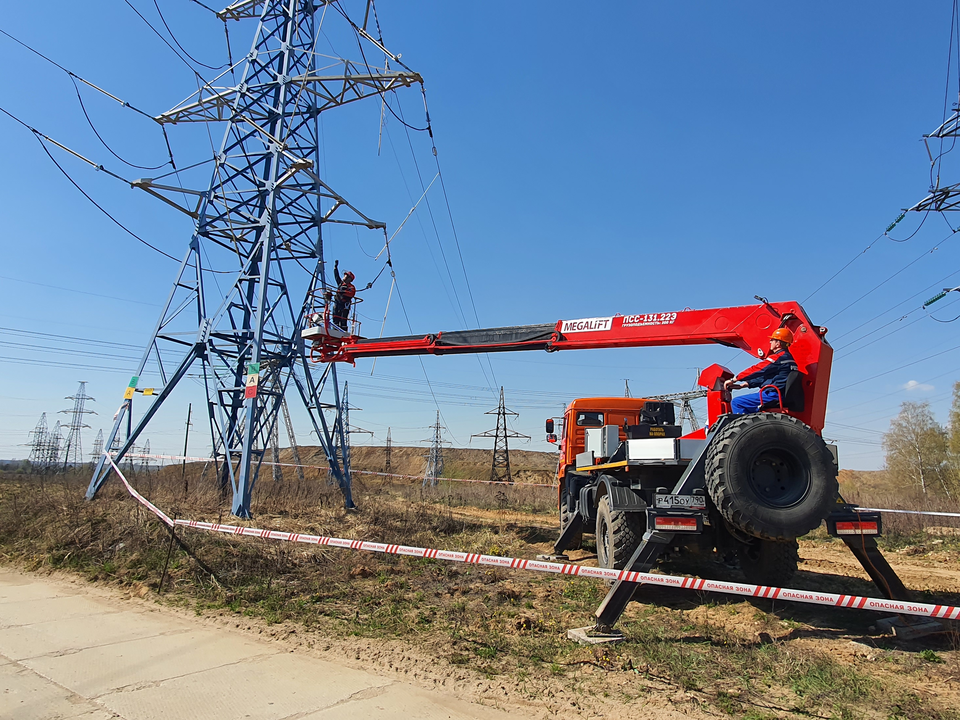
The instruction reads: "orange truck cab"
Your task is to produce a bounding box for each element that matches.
[552,397,668,486]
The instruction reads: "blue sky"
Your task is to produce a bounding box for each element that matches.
[1,1,959,471]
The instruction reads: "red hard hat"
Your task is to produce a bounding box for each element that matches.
[769,327,794,344]
[344,271,355,281]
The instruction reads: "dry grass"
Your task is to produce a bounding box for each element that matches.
[1,468,959,719]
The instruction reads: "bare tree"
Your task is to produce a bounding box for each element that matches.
[949,381,960,487]
[883,401,953,496]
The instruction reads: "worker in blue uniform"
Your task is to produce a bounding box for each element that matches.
[724,328,797,414]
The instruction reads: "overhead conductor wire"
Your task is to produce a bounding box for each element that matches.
[0,105,179,262]
[348,3,501,397]
[0,26,177,170]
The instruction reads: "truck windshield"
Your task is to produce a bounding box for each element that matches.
[576,412,603,427]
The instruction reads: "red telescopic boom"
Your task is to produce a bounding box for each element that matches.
[302,301,832,433]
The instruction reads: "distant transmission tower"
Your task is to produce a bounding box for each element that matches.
[60,382,95,469]
[89,429,104,466]
[86,2,424,517]
[27,413,57,472]
[278,385,306,486]
[328,381,352,487]
[472,387,529,483]
[384,427,392,474]
[645,389,707,434]
[46,421,63,470]
[269,416,283,484]
[140,439,152,474]
[423,412,444,487]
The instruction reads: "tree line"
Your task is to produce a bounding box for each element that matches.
[882,381,960,497]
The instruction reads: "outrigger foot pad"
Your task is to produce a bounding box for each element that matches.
[567,626,625,645]
[874,616,944,640]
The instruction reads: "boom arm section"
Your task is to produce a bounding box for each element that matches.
[303,301,832,432]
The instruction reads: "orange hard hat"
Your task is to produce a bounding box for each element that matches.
[770,327,794,344]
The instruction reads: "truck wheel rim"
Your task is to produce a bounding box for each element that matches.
[747,447,810,508]
[598,517,611,567]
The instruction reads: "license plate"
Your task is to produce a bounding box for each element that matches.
[654,493,707,510]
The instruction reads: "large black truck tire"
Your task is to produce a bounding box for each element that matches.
[595,494,645,570]
[737,538,799,587]
[706,413,838,541]
[560,485,583,550]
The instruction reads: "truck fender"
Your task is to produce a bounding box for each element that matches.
[578,483,597,523]
[597,476,647,512]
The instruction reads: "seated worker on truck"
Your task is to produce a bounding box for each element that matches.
[723,328,797,414]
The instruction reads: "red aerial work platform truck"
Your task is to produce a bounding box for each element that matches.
[303,298,911,633]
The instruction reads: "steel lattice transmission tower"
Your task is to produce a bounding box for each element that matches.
[907,94,960,213]
[472,387,529,483]
[90,429,104,466]
[327,381,373,484]
[384,427,392,473]
[423,412,444,487]
[328,380,351,487]
[645,389,707,434]
[61,382,96,469]
[85,0,423,516]
[27,413,60,473]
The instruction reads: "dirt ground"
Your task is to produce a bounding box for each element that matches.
[2,469,959,719]
[59,511,960,720]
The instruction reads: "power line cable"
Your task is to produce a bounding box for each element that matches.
[390,276,462,444]
[151,0,228,71]
[185,0,218,13]
[931,0,960,189]
[0,27,177,169]
[69,76,169,170]
[389,101,500,394]
[0,326,146,350]
[122,0,211,83]
[30,130,179,262]
[830,266,960,344]
[0,104,238,273]
[0,107,180,262]
[832,342,960,392]
[802,209,932,306]
[802,233,884,304]
[0,26,161,125]
[0,275,162,307]
[823,227,958,324]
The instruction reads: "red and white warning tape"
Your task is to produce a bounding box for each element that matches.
[119,452,558,488]
[853,506,960,519]
[103,456,960,622]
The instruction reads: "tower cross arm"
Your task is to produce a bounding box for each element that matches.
[925,109,960,140]
[217,0,265,21]
[906,182,960,213]
[156,71,422,125]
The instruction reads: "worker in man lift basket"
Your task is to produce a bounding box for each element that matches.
[723,328,797,414]
[331,260,356,332]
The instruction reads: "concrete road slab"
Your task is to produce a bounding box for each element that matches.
[0,595,121,629]
[0,568,522,720]
[0,608,187,661]
[21,630,274,697]
[0,570,80,603]
[101,651,392,720]
[0,660,113,720]
[304,683,511,720]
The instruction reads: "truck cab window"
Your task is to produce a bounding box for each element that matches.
[576,412,603,427]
